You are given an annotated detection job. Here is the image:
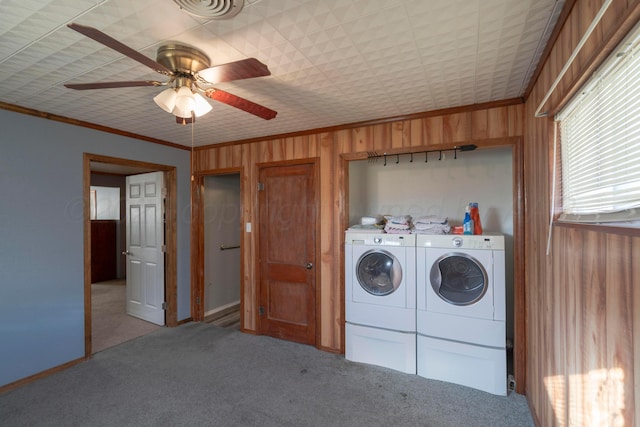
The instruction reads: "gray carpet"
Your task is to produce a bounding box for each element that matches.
[1,323,534,427]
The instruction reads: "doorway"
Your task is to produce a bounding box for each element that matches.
[83,153,178,357]
[203,173,242,327]
[89,173,159,353]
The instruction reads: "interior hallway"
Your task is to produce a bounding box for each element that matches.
[91,279,160,353]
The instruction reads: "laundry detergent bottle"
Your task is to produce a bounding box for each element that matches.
[469,202,483,235]
[463,206,474,235]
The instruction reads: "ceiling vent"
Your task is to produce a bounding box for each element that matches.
[173,0,244,19]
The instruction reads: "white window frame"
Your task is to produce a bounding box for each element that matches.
[555,23,640,225]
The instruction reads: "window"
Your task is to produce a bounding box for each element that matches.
[90,186,121,220]
[555,24,640,223]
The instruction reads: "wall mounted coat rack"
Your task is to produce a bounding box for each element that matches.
[367,144,477,165]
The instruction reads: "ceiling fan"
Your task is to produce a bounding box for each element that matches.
[64,23,277,124]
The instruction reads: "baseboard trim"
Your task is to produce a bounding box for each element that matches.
[204,302,241,322]
[317,344,342,355]
[176,317,193,326]
[0,357,85,394]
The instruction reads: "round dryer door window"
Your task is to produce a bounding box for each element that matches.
[356,249,402,296]
[430,253,488,305]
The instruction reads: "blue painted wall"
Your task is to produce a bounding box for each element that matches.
[0,110,192,387]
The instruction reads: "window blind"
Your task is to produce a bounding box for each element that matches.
[556,24,640,223]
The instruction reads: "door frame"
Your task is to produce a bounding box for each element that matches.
[255,158,321,346]
[191,167,244,324]
[83,153,178,357]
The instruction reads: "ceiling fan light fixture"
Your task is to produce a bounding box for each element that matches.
[64,23,276,122]
[173,105,194,119]
[192,92,213,117]
[153,87,178,113]
[154,85,212,120]
[174,86,196,113]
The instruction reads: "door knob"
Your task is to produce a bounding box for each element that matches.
[306,262,313,269]
[122,251,132,256]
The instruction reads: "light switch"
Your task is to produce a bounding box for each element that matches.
[245,222,252,232]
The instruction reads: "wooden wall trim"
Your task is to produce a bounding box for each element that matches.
[195,98,523,151]
[83,154,92,357]
[193,166,242,176]
[190,175,204,322]
[0,101,189,151]
[176,317,194,326]
[254,157,321,168]
[163,169,178,327]
[0,357,85,394]
[512,136,526,394]
[86,153,178,171]
[314,157,323,348]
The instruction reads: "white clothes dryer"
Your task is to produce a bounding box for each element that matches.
[416,234,507,395]
[345,231,416,374]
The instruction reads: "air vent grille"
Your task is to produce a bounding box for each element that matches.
[173,0,244,19]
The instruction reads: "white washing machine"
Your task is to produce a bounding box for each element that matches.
[345,231,416,374]
[416,234,506,395]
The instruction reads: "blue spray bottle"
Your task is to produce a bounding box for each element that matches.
[463,205,474,235]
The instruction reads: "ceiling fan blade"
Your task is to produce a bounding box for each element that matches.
[207,89,277,120]
[65,81,163,90]
[196,58,271,84]
[68,23,172,75]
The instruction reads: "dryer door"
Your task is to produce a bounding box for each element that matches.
[356,249,402,296]
[347,243,416,319]
[430,253,488,305]
[424,248,495,320]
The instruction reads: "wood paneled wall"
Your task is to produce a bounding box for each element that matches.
[523,0,640,425]
[193,102,523,355]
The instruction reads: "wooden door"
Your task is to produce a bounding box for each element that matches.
[90,220,117,283]
[258,162,317,345]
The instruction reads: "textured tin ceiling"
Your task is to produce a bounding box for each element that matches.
[0,0,564,147]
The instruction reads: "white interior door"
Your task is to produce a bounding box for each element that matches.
[125,172,165,325]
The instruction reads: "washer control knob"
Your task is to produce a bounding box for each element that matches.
[452,237,463,247]
[373,237,382,244]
